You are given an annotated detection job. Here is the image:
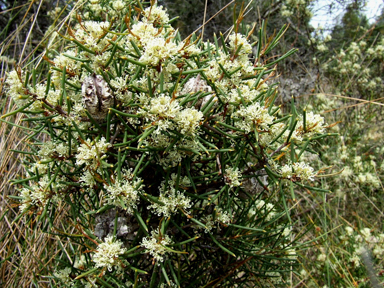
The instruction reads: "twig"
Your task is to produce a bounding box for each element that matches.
[185,0,236,40]
[18,0,44,64]
[270,142,289,158]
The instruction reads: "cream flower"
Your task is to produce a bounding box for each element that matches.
[141,231,173,262]
[93,236,126,271]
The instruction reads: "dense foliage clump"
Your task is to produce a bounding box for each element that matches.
[3,0,335,287]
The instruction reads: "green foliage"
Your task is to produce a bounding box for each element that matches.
[330,1,369,44]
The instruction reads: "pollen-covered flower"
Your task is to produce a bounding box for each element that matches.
[233,102,274,133]
[149,95,180,118]
[53,50,82,76]
[74,21,111,52]
[225,167,242,187]
[143,5,169,24]
[54,267,73,286]
[317,43,328,52]
[148,174,192,217]
[360,228,372,241]
[19,175,66,212]
[281,6,293,17]
[38,140,72,160]
[280,161,316,181]
[300,111,325,134]
[128,22,159,46]
[149,190,192,217]
[345,226,354,236]
[288,112,326,142]
[75,137,111,169]
[174,108,203,136]
[141,230,173,262]
[228,33,252,56]
[112,0,125,11]
[215,207,232,224]
[139,37,178,66]
[228,85,260,105]
[103,170,143,214]
[93,236,126,271]
[5,70,27,106]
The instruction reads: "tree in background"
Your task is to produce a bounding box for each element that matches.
[330,0,369,47]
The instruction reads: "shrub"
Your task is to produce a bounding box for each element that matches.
[4,0,333,286]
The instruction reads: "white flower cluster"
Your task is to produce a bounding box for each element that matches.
[224,167,242,188]
[280,161,316,181]
[5,70,26,106]
[215,207,232,224]
[93,236,126,271]
[142,5,170,25]
[333,226,384,270]
[228,33,253,57]
[149,95,179,118]
[37,140,73,160]
[280,0,313,18]
[305,93,339,114]
[141,230,173,262]
[112,0,125,11]
[282,226,292,237]
[75,21,111,53]
[110,75,133,105]
[104,170,144,214]
[233,102,274,133]
[336,141,381,193]
[356,172,381,188]
[80,170,97,188]
[328,39,384,91]
[124,6,199,69]
[148,174,191,217]
[249,199,277,221]
[19,174,66,212]
[204,54,255,95]
[74,255,87,269]
[54,265,97,288]
[53,267,73,286]
[75,137,111,170]
[141,94,204,139]
[288,111,326,143]
[193,204,233,233]
[258,122,285,147]
[228,85,260,105]
[142,38,178,66]
[52,50,82,80]
[174,108,204,136]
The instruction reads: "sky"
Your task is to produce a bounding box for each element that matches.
[310,0,384,31]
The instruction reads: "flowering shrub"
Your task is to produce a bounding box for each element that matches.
[293,86,384,286]
[4,0,333,286]
[300,226,384,288]
[280,0,313,19]
[301,92,383,198]
[317,36,384,95]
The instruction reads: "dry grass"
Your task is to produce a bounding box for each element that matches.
[0,3,75,286]
[0,91,75,287]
